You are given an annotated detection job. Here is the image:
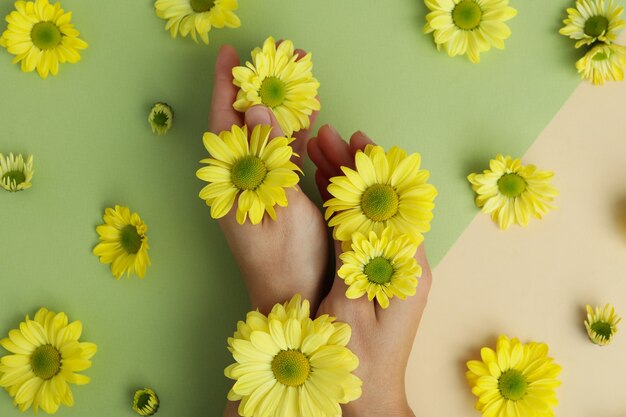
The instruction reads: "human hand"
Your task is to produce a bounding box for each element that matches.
[309,126,432,417]
[207,44,328,316]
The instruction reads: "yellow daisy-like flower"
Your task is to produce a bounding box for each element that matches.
[0,0,87,79]
[92,205,151,279]
[132,388,160,416]
[423,0,517,63]
[338,227,422,309]
[0,152,34,192]
[154,0,240,45]
[559,0,626,48]
[466,335,561,417]
[196,124,301,225]
[232,37,321,137]
[585,303,621,345]
[576,43,626,85]
[0,308,97,414]
[467,155,558,230]
[225,294,362,417]
[324,144,438,246]
[148,102,174,135]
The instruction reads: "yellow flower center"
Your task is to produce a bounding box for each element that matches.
[120,225,142,254]
[590,321,613,339]
[259,77,287,108]
[452,0,483,30]
[31,345,62,380]
[2,170,26,185]
[584,15,609,38]
[498,369,527,401]
[31,22,62,51]
[271,350,311,387]
[231,156,268,190]
[364,256,394,285]
[190,0,215,12]
[497,173,526,198]
[361,184,399,222]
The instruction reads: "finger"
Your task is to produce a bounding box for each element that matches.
[317,125,354,173]
[349,130,375,155]
[308,137,336,179]
[291,106,319,164]
[314,169,332,202]
[326,240,377,321]
[210,45,243,134]
[245,105,307,169]
[294,48,307,60]
[377,244,432,329]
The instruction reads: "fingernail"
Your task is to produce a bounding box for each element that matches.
[246,105,272,125]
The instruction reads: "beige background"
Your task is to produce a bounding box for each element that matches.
[407,33,626,417]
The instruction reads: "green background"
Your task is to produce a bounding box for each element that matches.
[0,0,581,415]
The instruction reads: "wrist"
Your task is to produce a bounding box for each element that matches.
[343,398,414,417]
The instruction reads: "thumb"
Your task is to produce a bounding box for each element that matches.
[245,106,305,168]
[244,105,284,139]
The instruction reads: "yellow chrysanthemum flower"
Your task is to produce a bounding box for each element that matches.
[0,308,97,414]
[132,388,160,416]
[585,303,621,345]
[424,0,517,63]
[0,0,87,79]
[467,155,558,230]
[466,335,561,417]
[324,145,437,246]
[93,205,151,279]
[148,102,174,135]
[338,227,422,309]
[559,0,626,48]
[232,37,321,136]
[576,43,626,85]
[225,294,362,417]
[197,124,301,225]
[154,0,240,45]
[0,152,33,192]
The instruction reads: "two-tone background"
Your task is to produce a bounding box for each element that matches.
[1,0,625,416]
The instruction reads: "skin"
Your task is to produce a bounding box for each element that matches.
[210,45,431,417]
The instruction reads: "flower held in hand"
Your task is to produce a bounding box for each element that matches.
[197,124,301,225]
[232,37,320,136]
[225,295,362,417]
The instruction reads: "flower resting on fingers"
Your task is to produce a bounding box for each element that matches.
[225,295,362,417]
[559,0,625,48]
[148,102,174,135]
[338,227,422,309]
[423,0,517,63]
[232,37,320,136]
[324,145,437,247]
[467,155,558,230]
[133,388,160,416]
[0,153,34,192]
[0,0,88,79]
[585,303,621,345]
[466,335,561,417]
[93,205,151,279]
[196,124,301,225]
[0,308,97,414]
[576,43,626,85]
[154,0,240,45]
